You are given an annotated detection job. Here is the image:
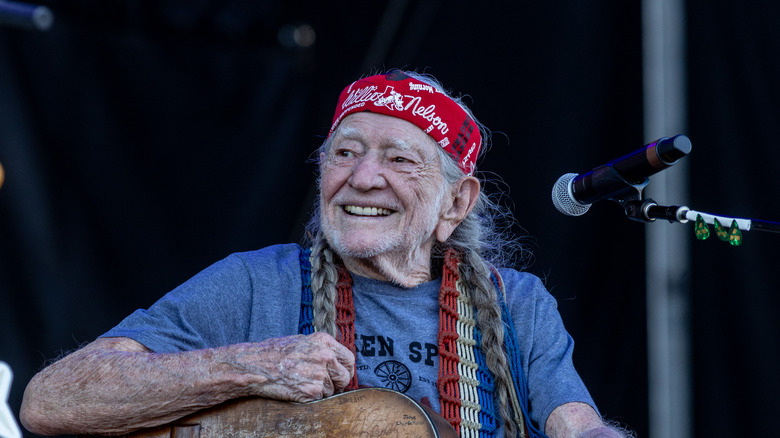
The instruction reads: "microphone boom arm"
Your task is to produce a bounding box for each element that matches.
[623,199,780,234]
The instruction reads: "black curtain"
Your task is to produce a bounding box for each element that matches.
[687,1,780,436]
[2,2,778,437]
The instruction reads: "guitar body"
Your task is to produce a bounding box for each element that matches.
[83,388,456,438]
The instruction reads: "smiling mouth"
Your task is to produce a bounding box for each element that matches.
[343,205,394,216]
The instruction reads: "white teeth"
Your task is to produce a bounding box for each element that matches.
[344,205,392,216]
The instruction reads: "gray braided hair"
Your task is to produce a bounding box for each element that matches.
[304,71,528,436]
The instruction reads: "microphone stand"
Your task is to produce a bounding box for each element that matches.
[624,199,780,234]
[597,168,780,243]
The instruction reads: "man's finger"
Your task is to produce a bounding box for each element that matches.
[313,333,355,376]
[332,343,355,373]
[327,359,353,392]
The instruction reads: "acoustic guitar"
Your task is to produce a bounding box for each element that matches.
[80,388,457,438]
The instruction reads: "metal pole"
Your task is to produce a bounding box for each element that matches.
[642,0,692,437]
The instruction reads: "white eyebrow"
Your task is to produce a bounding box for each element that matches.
[335,125,413,151]
[386,137,412,151]
[335,125,362,141]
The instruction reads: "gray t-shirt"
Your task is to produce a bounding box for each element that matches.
[102,243,595,434]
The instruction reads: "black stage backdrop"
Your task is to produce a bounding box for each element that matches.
[0,2,777,437]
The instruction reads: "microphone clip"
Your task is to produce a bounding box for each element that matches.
[623,199,689,224]
[589,164,652,217]
[588,165,684,225]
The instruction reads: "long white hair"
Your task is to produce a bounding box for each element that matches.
[304,70,529,436]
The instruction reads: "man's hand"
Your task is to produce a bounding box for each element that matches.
[231,332,355,402]
[20,333,355,436]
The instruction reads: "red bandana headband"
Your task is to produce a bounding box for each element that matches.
[329,71,482,175]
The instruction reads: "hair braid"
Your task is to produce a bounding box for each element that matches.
[309,231,338,337]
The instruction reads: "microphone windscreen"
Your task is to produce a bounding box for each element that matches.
[552,173,590,216]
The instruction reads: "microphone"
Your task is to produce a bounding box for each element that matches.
[0,0,54,31]
[552,135,692,216]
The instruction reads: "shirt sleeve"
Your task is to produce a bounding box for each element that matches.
[500,269,597,430]
[100,243,303,353]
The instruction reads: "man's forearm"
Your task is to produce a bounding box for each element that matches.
[20,333,354,436]
[20,338,252,435]
[546,402,633,438]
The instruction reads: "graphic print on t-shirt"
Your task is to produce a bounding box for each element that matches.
[374,360,412,392]
[355,333,439,394]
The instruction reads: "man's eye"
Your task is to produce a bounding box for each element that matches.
[336,149,355,157]
[392,156,410,163]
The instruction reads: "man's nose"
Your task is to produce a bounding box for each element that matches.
[348,155,387,191]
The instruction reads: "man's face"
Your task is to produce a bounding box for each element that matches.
[320,112,448,262]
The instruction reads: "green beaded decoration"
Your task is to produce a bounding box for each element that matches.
[728,220,743,246]
[695,214,710,240]
[714,218,730,241]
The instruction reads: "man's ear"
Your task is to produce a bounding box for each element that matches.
[436,176,481,242]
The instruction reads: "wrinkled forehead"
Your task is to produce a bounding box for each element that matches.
[329,112,440,155]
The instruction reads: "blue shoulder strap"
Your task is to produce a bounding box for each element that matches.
[491,271,549,438]
[298,247,314,335]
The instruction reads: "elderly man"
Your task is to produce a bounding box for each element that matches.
[21,70,630,438]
